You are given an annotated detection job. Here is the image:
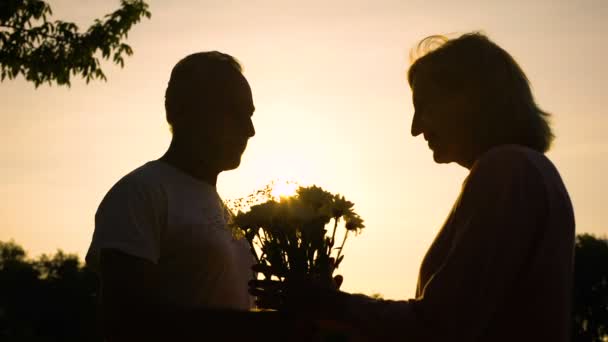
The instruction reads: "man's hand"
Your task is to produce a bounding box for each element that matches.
[248,262,344,315]
[249,263,367,341]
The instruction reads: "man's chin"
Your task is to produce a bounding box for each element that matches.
[222,158,242,171]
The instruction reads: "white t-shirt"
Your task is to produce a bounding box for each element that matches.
[86,160,255,310]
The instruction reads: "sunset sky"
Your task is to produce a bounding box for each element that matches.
[1,0,606,299]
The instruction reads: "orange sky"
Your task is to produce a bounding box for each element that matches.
[1,0,606,299]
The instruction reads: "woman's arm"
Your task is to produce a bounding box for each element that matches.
[337,148,548,341]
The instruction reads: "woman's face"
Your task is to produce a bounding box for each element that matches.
[410,75,477,168]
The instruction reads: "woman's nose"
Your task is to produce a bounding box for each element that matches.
[247,117,255,138]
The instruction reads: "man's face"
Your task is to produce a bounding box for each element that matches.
[410,76,475,168]
[185,71,256,171]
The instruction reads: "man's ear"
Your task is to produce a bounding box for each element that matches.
[169,109,197,137]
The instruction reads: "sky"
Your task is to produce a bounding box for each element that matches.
[1,0,606,299]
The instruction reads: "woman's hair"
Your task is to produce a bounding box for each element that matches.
[407,32,554,153]
[164,51,242,133]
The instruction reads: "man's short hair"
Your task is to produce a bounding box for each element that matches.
[408,32,554,153]
[164,51,242,132]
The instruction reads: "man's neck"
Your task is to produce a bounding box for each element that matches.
[159,139,219,186]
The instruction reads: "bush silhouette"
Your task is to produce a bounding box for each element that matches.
[0,241,100,341]
[572,234,608,341]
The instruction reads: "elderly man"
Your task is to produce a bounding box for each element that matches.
[86,52,272,339]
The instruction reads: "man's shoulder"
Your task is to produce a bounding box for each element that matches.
[111,160,173,190]
[122,160,168,184]
[100,161,169,207]
[89,161,169,266]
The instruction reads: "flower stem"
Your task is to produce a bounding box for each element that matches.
[335,229,349,264]
[247,239,260,264]
[330,217,339,247]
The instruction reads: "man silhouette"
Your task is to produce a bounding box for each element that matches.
[86,52,258,338]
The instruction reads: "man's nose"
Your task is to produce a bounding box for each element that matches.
[411,111,423,137]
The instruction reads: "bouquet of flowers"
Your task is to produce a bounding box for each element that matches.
[227,182,365,283]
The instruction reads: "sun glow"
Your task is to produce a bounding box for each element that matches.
[270,180,299,201]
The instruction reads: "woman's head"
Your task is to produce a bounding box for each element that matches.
[408,32,553,168]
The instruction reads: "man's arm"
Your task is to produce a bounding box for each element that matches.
[100,248,315,341]
[99,248,163,335]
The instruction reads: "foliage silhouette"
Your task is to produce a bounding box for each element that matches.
[0,0,150,87]
[572,234,608,342]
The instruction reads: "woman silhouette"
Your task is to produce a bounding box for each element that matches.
[251,32,575,342]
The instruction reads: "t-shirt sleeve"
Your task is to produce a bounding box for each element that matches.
[340,147,548,341]
[86,176,165,269]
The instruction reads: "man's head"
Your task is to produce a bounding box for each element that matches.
[408,33,553,168]
[165,51,255,172]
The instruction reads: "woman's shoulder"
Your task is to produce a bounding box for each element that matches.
[467,144,567,196]
[477,144,545,166]
[472,144,554,176]
[464,144,557,190]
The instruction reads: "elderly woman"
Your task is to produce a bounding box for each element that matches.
[251,32,575,342]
